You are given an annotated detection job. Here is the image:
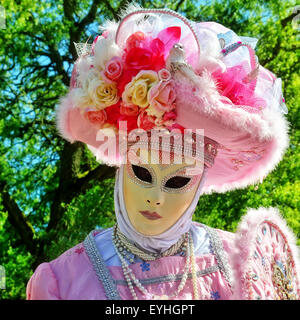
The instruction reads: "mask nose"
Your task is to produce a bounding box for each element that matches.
[146,188,165,206]
[146,199,161,205]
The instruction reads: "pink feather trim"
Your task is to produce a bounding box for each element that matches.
[55,92,76,143]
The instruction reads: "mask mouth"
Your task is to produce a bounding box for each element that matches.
[139,210,162,220]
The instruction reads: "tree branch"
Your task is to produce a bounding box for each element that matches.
[19,30,70,86]
[102,0,119,21]
[259,12,299,66]
[73,164,116,195]
[63,0,77,21]
[280,11,298,29]
[47,43,70,86]
[175,0,185,12]
[46,141,116,233]
[46,141,83,232]
[0,181,37,255]
[77,0,104,29]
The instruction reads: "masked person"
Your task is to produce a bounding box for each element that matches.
[26,6,300,300]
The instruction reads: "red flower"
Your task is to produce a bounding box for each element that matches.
[125,45,165,72]
[149,38,165,58]
[105,102,121,125]
[123,32,166,72]
[104,102,138,132]
[120,103,139,116]
[117,68,139,94]
[163,110,177,122]
[137,109,156,131]
[126,31,146,50]
[118,27,181,95]
[118,114,138,132]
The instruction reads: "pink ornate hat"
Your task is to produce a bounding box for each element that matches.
[56,5,289,194]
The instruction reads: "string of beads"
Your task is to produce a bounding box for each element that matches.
[112,225,200,300]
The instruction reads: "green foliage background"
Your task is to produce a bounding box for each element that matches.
[0,0,299,299]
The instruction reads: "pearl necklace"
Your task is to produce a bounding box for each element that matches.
[113,225,188,262]
[112,227,200,300]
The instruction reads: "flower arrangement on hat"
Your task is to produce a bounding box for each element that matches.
[72,26,183,135]
[68,22,288,144]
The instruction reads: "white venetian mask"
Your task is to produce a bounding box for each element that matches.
[123,148,204,236]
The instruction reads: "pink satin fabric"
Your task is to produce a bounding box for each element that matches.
[26,224,234,300]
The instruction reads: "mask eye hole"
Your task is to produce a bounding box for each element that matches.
[132,165,152,183]
[164,176,191,189]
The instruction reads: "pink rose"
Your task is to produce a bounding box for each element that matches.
[158,69,171,81]
[120,103,139,116]
[85,109,107,126]
[104,56,123,81]
[148,80,176,113]
[137,109,156,130]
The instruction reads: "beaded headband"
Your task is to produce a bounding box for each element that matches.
[125,129,219,168]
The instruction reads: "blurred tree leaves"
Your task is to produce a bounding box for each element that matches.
[0,0,299,299]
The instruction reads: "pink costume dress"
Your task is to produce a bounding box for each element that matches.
[26,208,300,300]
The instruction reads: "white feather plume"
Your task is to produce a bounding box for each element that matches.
[196,27,226,73]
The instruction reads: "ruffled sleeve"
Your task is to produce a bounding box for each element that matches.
[26,262,61,300]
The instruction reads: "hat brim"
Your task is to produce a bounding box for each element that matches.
[175,88,289,194]
[56,88,289,194]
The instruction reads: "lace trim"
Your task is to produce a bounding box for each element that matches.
[83,231,121,300]
[114,265,219,286]
[202,224,234,287]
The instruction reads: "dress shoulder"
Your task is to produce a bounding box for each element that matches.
[26,241,101,300]
[231,207,300,300]
[26,262,60,300]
